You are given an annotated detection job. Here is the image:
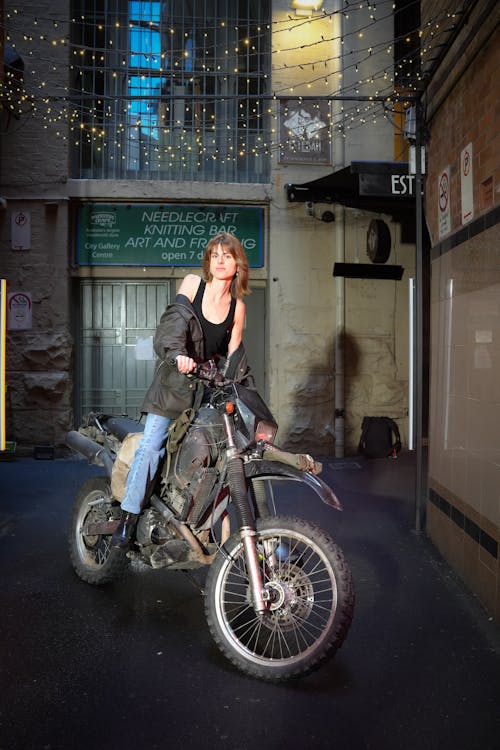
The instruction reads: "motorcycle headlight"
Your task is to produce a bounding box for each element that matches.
[255,420,277,444]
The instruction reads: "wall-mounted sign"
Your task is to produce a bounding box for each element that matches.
[77,204,264,267]
[7,291,32,330]
[279,99,331,165]
[438,166,451,240]
[11,210,31,250]
[359,172,415,198]
[460,142,473,225]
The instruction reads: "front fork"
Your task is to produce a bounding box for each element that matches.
[223,412,268,615]
[239,528,267,615]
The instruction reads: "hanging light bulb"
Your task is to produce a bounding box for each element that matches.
[291,1,324,17]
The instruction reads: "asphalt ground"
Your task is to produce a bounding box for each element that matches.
[1,451,499,750]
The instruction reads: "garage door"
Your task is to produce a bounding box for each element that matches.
[76,280,265,423]
[77,280,173,421]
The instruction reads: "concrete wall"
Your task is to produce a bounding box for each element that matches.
[269,2,412,454]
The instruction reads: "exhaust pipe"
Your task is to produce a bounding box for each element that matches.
[66,430,114,478]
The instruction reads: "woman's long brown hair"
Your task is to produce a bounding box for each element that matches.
[202,232,250,299]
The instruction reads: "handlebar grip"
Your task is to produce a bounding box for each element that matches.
[167,357,225,384]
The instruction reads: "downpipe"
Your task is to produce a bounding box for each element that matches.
[171,519,218,566]
[66,430,114,478]
[150,495,230,565]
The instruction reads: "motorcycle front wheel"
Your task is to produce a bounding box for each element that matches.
[204,515,354,682]
[69,476,129,585]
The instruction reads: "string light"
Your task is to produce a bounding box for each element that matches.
[0,2,462,175]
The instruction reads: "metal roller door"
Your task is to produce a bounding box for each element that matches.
[76,280,265,423]
[77,281,173,422]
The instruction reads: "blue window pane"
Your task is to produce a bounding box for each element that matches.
[129,30,161,69]
[129,1,160,22]
[128,75,165,137]
[129,1,161,69]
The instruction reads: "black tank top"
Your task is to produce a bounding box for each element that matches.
[192,279,236,359]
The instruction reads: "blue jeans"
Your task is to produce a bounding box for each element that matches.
[120,413,171,514]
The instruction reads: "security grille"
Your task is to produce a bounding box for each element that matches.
[70,0,271,183]
[77,280,173,421]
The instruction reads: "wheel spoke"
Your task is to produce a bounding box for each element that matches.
[70,477,129,585]
[214,524,343,665]
[75,488,114,569]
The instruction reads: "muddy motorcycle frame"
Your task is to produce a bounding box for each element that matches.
[67,362,354,681]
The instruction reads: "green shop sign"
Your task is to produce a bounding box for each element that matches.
[77,203,264,267]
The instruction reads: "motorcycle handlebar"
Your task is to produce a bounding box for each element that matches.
[169,358,228,387]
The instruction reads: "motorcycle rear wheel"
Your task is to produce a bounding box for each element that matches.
[204,515,354,681]
[69,476,129,585]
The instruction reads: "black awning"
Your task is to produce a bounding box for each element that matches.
[285,161,416,242]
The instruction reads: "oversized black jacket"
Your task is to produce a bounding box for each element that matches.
[141,293,249,419]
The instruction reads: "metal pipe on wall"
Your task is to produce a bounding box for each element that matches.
[332,0,345,458]
[414,102,425,533]
[408,277,415,451]
[334,205,346,457]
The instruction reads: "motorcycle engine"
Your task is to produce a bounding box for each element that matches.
[135,507,173,546]
[161,407,224,525]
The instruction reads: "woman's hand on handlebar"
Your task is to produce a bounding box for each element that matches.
[176,354,197,374]
[171,356,226,385]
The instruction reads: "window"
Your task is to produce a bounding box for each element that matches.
[70,0,271,183]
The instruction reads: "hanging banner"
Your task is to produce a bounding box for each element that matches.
[77,204,264,267]
[279,99,331,165]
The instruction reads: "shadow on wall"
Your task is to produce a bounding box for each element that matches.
[342,332,362,456]
[283,332,361,457]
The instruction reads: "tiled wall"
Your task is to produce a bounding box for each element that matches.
[423,1,500,623]
[428,216,500,621]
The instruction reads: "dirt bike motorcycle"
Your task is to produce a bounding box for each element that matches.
[66,361,354,682]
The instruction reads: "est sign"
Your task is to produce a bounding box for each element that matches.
[359,172,415,198]
[391,174,415,196]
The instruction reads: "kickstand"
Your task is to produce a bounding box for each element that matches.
[179,569,205,596]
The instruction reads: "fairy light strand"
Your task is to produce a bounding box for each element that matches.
[0,2,463,170]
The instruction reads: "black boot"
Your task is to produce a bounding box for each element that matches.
[111,510,139,550]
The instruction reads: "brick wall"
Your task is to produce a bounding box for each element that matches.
[423,1,500,242]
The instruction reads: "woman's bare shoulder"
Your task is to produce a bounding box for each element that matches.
[234,298,246,323]
[177,273,202,301]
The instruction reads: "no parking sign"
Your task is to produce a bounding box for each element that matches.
[461,142,473,225]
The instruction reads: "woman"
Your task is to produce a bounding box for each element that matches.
[111,232,250,550]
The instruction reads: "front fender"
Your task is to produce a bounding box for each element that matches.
[243,458,342,511]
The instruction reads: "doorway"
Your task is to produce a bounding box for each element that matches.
[75,280,266,423]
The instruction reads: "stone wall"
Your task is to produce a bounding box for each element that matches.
[1,3,71,452]
[267,197,414,456]
[1,200,73,450]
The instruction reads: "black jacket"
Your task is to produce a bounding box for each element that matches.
[141,294,249,419]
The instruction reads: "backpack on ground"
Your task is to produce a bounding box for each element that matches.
[358,416,402,459]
